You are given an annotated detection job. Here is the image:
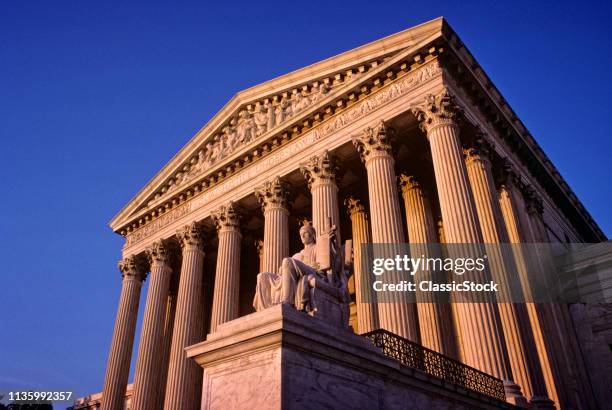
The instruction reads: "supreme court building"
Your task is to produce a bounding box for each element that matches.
[73,18,612,410]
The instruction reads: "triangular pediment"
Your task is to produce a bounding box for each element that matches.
[110,17,447,232]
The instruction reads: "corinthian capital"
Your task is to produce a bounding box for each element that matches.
[464,128,494,164]
[344,196,366,217]
[352,120,394,163]
[176,221,204,249]
[145,240,172,266]
[118,255,147,282]
[411,88,460,133]
[398,174,421,195]
[523,185,544,216]
[254,177,288,212]
[212,201,241,231]
[300,150,338,189]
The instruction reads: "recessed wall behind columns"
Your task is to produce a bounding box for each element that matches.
[120,61,445,258]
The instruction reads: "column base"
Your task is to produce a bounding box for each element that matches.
[187,304,517,409]
[503,380,529,407]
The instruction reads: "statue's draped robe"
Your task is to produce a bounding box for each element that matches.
[253,243,319,311]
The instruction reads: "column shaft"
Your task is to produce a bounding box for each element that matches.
[164,223,205,410]
[132,242,173,410]
[255,177,289,273]
[412,90,520,403]
[301,150,341,241]
[499,181,560,407]
[465,145,551,405]
[210,202,241,332]
[101,257,145,410]
[353,122,419,341]
[399,175,456,356]
[345,198,378,333]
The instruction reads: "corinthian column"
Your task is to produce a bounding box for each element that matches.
[164,223,205,410]
[345,197,378,333]
[255,177,289,274]
[300,150,341,241]
[464,137,552,407]
[398,174,456,356]
[102,256,146,410]
[210,202,241,332]
[411,90,523,404]
[131,241,173,410]
[498,164,560,407]
[352,121,419,342]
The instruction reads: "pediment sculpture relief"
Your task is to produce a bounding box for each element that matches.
[159,79,344,197]
[253,222,353,329]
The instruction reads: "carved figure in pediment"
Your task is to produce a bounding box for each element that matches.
[309,83,330,105]
[264,100,275,130]
[253,103,269,136]
[237,109,255,145]
[275,97,291,126]
[291,91,309,114]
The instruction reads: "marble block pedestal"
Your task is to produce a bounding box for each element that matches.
[186,304,513,410]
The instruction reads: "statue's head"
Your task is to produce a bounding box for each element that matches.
[299,224,316,245]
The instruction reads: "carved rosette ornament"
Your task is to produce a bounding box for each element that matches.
[176,221,204,250]
[411,89,461,134]
[352,120,394,163]
[300,150,339,189]
[254,177,288,213]
[344,197,367,217]
[212,201,241,232]
[118,256,147,282]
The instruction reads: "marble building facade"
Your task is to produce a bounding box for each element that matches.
[73,17,610,410]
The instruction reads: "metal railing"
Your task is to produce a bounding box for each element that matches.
[362,329,506,401]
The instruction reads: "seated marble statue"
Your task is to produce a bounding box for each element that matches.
[253,223,351,328]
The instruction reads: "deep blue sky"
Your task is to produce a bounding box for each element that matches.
[1,0,610,407]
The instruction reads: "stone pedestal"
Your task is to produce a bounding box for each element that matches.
[186,304,515,410]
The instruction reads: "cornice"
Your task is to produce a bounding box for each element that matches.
[438,22,606,242]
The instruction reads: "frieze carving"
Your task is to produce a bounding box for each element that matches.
[126,203,191,246]
[160,82,337,196]
[124,61,441,248]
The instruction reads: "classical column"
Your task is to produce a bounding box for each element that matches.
[164,222,205,410]
[411,89,523,404]
[345,197,378,333]
[352,121,419,341]
[255,177,289,274]
[255,240,264,272]
[210,202,241,332]
[398,174,456,356]
[157,274,178,407]
[132,241,174,410]
[498,165,560,407]
[101,256,146,410]
[300,150,341,241]
[464,138,552,407]
[523,187,595,408]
